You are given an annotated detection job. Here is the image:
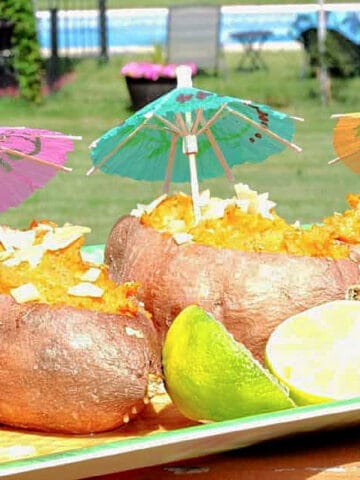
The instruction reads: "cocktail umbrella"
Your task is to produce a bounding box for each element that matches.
[329,113,360,173]
[0,127,81,212]
[88,66,303,222]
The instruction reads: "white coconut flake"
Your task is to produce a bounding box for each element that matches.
[234,182,258,201]
[202,198,233,219]
[172,232,193,245]
[0,226,35,251]
[235,198,251,212]
[42,225,91,251]
[256,193,276,219]
[10,283,40,303]
[33,223,54,232]
[131,194,167,217]
[234,183,275,219]
[80,267,101,282]
[0,251,12,262]
[199,189,211,206]
[67,282,103,298]
[3,245,46,268]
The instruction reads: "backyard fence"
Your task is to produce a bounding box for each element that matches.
[34,0,109,88]
[2,2,360,95]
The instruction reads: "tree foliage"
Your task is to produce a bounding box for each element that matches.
[0,0,42,102]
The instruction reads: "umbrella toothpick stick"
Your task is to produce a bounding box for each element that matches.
[187,149,201,223]
[186,128,201,223]
[183,119,201,224]
[0,146,72,172]
[176,65,202,224]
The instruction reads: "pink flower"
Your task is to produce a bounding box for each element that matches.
[121,62,197,80]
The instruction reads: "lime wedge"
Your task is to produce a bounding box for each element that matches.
[162,305,295,422]
[266,300,360,405]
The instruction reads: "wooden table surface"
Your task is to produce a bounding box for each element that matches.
[88,426,360,480]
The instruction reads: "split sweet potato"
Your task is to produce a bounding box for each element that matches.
[105,215,360,361]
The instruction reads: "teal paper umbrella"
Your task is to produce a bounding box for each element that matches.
[88,66,302,222]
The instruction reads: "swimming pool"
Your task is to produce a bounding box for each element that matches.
[35,4,360,55]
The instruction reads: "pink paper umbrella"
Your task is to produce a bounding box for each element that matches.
[0,127,81,212]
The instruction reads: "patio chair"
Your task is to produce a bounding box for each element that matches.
[291,11,360,78]
[166,5,225,75]
[299,28,360,78]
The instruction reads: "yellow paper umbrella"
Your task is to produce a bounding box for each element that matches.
[329,113,360,173]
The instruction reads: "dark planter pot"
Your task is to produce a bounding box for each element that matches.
[125,76,177,111]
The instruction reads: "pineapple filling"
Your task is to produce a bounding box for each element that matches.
[133,184,360,259]
[0,220,139,316]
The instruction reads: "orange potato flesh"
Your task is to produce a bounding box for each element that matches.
[141,193,360,259]
[0,222,140,317]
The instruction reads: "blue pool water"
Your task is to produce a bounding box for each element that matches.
[35,4,360,53]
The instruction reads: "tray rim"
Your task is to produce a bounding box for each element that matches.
[2,395,360,477]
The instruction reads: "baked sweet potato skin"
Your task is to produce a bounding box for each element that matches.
[0,294,161,434]
[105,216,360,361]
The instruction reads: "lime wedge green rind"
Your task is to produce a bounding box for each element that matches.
[162,305,295,423]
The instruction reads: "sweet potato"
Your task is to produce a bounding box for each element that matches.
[0,294,160,434]
[105,215,360,361]
[0,221,162,434]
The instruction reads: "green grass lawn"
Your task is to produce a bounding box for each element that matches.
[1,51,360,245]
